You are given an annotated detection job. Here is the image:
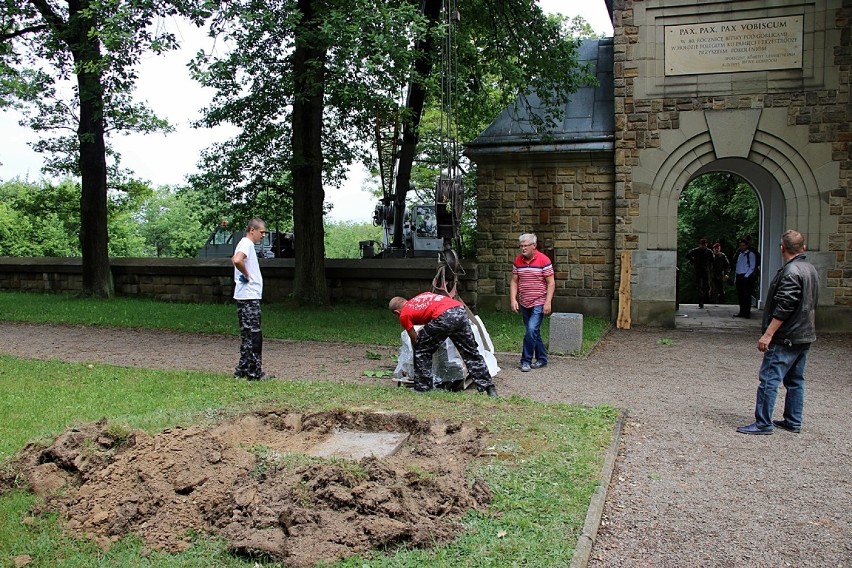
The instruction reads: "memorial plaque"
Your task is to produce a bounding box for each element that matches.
[665,15,803,76]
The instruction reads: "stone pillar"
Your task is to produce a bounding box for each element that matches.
[549,312,583,355]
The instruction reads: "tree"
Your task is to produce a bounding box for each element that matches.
[137,185,208,257]
[324,220,382,259]
[0,177,161,258]
[677,172,759,303]
[191,0,593,305]
[1,0,206,296]
[0,178,80,256]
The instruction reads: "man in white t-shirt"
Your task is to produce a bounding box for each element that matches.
[232,218,271,380]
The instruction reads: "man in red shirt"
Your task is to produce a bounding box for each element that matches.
[510,233,555,372]
[389,292,497,396]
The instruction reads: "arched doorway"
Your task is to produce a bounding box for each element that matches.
[631,108,836,326]
[684,158,787,307]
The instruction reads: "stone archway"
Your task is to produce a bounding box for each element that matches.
[631,108,838,323]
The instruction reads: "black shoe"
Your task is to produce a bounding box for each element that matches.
[773,420,801,433]
[736,422,773,435]
[698,304,704,309]
[485,386,498,397]
[530,361,547,369]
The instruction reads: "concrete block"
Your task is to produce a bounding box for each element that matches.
[308,430,410,460]
[549,312,583,355]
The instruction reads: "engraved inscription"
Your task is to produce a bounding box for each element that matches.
[665,16,803,76]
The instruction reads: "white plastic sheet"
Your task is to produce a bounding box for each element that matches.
[393,315,500,387]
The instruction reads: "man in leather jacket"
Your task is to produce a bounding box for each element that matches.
[737,230,819,435]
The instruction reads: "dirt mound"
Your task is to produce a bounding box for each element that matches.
[5,410,492,566]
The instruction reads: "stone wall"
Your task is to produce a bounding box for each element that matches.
[0,257,479,307]
[474,154,616,316]
[612,0,851,322]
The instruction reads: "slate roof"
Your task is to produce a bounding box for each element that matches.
[465,37,614,157]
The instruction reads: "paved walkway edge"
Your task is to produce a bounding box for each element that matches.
[570,408,628,568]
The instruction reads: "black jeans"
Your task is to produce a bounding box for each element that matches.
[735,274,756,317]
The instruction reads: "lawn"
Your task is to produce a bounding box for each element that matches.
[0,291,618,567]
[0,291,611,355]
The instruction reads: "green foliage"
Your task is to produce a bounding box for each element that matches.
[137,186,209,257]
[363,370,393,378]
[0,179,209,258]
[1,0,208,177]
[324,220,382,259]
[677,173,759,304]
[0,178,81,256]
[246,444,282,478]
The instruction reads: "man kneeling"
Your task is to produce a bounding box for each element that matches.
[389,293,498,397]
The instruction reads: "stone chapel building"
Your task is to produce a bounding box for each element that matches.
[466,0,851,330]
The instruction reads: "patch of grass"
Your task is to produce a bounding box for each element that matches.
[246,444,283,478]
[657,338,673,346]
[0,291,609,355]
[405,463,438,485]
[0,355,617,567]
[363,370,394,378]
[327,458,369,483]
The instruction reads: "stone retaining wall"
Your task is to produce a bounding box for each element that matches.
[0,257,479,306]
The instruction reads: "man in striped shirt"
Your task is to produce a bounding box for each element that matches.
[510,233,555,372]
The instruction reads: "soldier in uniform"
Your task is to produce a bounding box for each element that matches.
[710,242,731,304]
[686,238,714,308]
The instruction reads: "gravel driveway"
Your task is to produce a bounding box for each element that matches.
[1,312,849,567]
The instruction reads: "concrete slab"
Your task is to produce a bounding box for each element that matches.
[308,430,410,460]
[675,303,763,330]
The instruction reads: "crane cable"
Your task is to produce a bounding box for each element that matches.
[440,0,459,178]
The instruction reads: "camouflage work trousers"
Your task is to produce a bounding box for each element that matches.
[235,299,263,379]
[413,306,494,392]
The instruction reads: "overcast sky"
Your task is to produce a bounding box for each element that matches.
[0,1,613,222]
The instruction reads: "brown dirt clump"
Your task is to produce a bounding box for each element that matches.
[5,410,491,567]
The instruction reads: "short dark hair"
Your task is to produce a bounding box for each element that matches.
[781,230,805,254]
[247,218,266,232]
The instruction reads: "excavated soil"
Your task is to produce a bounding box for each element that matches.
[5,410,491,567]
[1,318,850,566]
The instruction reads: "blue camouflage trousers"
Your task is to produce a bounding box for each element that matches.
[413,306,494,392]
[235,299,263,379]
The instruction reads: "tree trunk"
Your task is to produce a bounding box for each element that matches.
[391,0,441,249]
[291,0,329,305]
[68,0,113,297]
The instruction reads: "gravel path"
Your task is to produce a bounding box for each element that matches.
[1,319,849,566]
